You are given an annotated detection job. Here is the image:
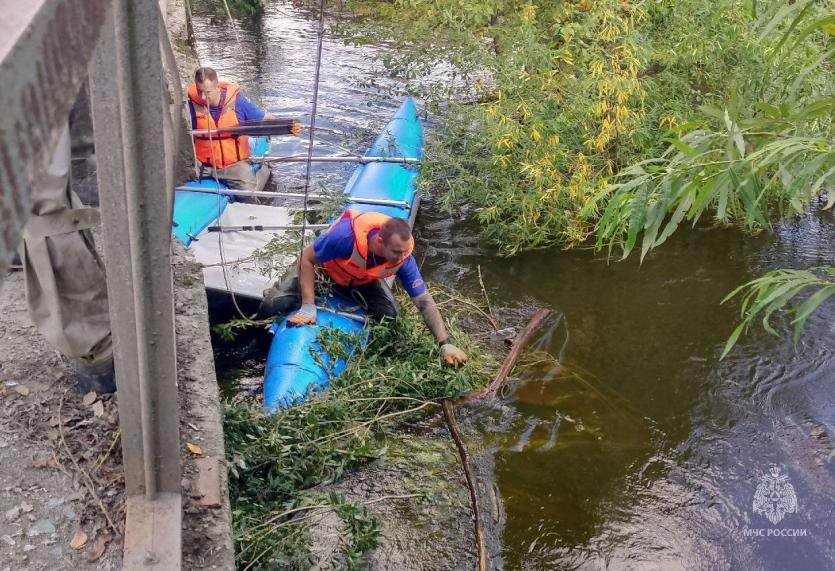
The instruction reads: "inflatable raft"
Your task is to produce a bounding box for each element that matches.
[170,99,423,411]
[263,98,423,410]
[171,135,271,247]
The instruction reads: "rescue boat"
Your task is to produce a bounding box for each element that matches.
[170,99,423,411]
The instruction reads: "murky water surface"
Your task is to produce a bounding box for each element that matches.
[195,3,835,568]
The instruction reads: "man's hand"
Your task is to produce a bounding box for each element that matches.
[287,303,317,326]
[441,343,468,366]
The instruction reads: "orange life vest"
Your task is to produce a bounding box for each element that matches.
[188,81,250,169]
[321,210,415,287]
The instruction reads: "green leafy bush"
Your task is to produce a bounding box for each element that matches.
[337,0,833,254]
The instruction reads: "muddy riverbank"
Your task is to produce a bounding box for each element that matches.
[308,422,505,569]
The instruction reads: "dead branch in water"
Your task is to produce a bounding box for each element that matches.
[442,400,487,571]
[477,265,496,328]
[462,307,553,402]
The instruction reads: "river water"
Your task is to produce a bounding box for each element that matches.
[192,3,835,569]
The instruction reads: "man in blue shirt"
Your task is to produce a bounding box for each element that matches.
[188,67,298,189]
[261,211,468,366]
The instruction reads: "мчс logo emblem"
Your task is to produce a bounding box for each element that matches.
[753,466,798,525]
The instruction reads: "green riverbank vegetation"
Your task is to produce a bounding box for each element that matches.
[221,290,495,568]
[337,0,833,253]
[336,0,834,341]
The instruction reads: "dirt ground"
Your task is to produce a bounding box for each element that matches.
[0,248,235,571]
[0,271,123,570]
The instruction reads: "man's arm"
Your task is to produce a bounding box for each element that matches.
[287,220,353,326]
[298,245,317,306]
[235,91,266,121]
[412,292,448,342]
[396,257,467,365]
[286,245,318,326]
[412,292,468,365]
[236,91,301,135]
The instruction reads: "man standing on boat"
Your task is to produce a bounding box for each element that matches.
[187,67,298,189]
[260,210,469,366]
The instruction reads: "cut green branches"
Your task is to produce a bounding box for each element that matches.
[225,288,494,568]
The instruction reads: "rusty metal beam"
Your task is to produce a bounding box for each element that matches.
[0,0,113,277]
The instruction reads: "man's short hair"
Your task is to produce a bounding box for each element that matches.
[380,217,412,243]
[194,67,218,84]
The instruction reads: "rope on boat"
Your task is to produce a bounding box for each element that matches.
[184,0,253,321]
[299,0,328,254]
[220,0,243,46]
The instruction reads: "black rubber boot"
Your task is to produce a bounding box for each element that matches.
[72,355,116,394]
[258,283,298,320]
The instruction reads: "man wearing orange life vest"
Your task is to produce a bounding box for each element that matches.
[260,210,469,366]
[188,67,298,189]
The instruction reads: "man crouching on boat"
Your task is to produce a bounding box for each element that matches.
[188,67,297,189]
[260,210,469,366]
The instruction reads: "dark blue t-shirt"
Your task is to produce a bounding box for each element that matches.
[313,218,427,298]
[189,88,265,128]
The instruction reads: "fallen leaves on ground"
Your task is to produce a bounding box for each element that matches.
[186,442,203,456]
[87,531,112,562]
[82,392,98,406]
[70,528,88,550]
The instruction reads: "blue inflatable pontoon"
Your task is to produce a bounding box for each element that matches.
[263,98,423,411]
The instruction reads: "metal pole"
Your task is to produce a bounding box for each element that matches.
[175,185,412,208]
[207,224,329,232]
[175,186,325,199]
[253,154,421,165]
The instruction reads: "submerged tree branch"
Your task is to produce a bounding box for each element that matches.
[461,307,553,402]
[442,399,487,571]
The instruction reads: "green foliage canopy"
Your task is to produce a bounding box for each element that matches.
[337,0,834,254]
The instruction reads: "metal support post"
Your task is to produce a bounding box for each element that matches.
[253,154,422,165]
[89,0,181,568]
[175,185,412,208]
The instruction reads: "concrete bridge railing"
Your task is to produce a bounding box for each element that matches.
[1,1,188,567]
